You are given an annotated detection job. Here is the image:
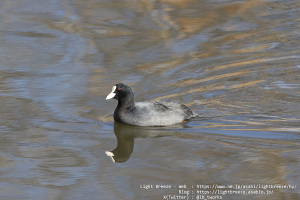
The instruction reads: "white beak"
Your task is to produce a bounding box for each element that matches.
[106,86,116,100]
[105,151,115,162]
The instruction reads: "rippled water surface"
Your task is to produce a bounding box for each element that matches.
[0,0,300,199]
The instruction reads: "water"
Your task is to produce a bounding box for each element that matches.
[0,0,299,199]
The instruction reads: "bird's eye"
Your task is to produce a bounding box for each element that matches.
[117,87,121,91]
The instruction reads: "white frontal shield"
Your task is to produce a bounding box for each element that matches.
[106,86,117,100]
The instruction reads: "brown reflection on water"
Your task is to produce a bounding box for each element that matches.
[206,56,300,72]
[166,70,250,87]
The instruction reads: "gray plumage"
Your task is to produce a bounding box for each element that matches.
[106,83,197,126]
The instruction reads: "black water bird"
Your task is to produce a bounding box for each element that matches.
[106,83,197,126]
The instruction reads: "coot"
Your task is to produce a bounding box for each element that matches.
[106,83,197,126]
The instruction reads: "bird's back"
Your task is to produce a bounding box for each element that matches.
[118,101,195,126]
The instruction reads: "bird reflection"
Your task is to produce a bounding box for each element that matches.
[105,122,188,163]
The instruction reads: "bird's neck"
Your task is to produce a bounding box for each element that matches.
[116,96,135,111]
